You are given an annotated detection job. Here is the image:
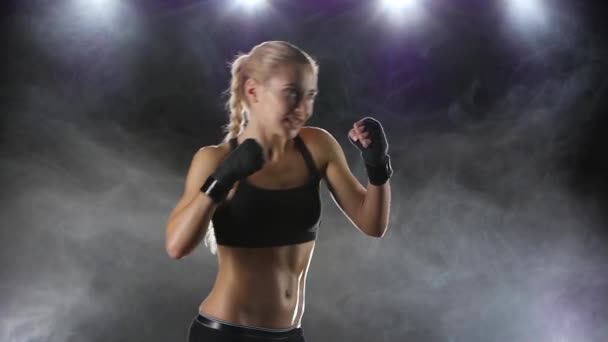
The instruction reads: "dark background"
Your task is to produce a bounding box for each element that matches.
[2,0,607,341]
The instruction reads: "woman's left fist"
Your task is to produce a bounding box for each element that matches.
[347,116,389,167]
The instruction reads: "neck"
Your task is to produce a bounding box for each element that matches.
[239,120,293,164]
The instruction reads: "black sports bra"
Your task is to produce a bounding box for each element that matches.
[210,134,323,248]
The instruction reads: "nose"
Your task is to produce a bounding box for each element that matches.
[291,94,307,113]
[286,88,302,108]
[293,99,305,113]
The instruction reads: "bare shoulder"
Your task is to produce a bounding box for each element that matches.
[299,126,340,174]
[193,143,227,165]
[186,143,231,189]
[167,143,225,221]
[212,140,234,158]
[300,126,339,153]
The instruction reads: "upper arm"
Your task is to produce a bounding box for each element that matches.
[168,145,223,223]
[312,127,367,231]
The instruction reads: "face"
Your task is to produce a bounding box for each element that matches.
[246,63,318,137]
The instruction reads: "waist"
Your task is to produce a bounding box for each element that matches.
[199,292,303,330]
[200,272,305,328]
[214,272,303,307]
[193,312,304,338]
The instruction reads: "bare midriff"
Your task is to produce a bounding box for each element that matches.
[199,240,316,329]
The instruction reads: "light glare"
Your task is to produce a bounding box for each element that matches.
[237,0,266,8]
[505,0,548,30]
[381,0,415,10]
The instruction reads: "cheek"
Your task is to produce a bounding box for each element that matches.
[306,100,315,113]
[270,94,289,108]
[265,96,285,112]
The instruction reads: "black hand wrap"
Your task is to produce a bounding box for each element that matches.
[363,155,393,186]
[347,117,393,186]
[200,138,265,203]
[200,176,233,204]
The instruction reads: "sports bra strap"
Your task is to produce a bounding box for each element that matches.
[294,135,322,181]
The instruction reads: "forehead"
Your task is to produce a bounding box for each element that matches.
[266,64,317,89]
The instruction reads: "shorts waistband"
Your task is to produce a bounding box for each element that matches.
[195,312,303,338]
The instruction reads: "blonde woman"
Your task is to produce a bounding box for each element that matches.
[165,41,393,342]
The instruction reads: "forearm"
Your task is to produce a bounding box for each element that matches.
[165,192,217,258]
[359,180,391,237]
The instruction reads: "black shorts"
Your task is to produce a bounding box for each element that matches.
[187,312,307,342]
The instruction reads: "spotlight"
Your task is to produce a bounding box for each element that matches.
[381,0,415,10]
[236,0,267,9]
[376,0,424,27]
[504,0,548,30]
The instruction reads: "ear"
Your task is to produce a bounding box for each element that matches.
[244,78,261,103]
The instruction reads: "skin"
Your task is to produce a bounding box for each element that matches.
[197,63,376,329]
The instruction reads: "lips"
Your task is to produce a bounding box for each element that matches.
[284,117,303,126]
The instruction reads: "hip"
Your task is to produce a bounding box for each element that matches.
[199,287,304,330]
[188,313,306,342]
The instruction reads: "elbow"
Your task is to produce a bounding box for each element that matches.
[166,232,179,259]
[356,220,387,238]
[165,227,186,259]
[166,242,184,259]
[375,230,387,238]
[367,225,388,238]
[165,219,191,259]
[377,225,389,238]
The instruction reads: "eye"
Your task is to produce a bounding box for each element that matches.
[286,88,301,104]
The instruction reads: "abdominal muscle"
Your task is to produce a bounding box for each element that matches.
[198,240,316,329]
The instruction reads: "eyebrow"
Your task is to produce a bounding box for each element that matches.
[283,83,318,93]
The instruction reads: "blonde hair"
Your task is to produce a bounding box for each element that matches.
[204,41,319,255]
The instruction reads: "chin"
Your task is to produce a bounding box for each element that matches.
[277,125,300,137]
[287,127,301,137]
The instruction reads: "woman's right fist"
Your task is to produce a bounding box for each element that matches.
[212,138,266,185]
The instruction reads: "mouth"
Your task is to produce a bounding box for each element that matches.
[283,117,303,127]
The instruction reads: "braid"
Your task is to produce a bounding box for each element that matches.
[205,54,250,255]
[222,54,249,143]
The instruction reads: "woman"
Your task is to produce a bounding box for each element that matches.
[165,41,393,342]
